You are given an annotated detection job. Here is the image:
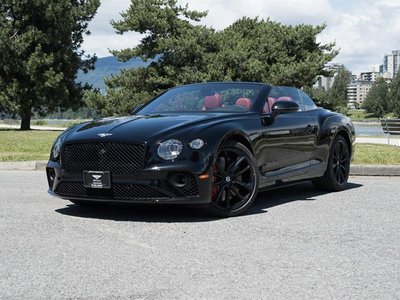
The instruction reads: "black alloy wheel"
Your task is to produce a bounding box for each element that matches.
[313,135,350,191]
[209,142,259,217]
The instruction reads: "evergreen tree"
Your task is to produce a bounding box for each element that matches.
[328,67,351,110]
[85,0,338,116]
[0,0,100,129]
[362,78,388,117]
[303,86,333,110]
[388,71,400,117]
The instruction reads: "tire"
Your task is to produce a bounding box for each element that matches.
[312,135,350,191]
[207,142,259,217]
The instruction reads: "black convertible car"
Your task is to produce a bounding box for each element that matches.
[47,82,355,216]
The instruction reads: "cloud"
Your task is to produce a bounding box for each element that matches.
[319,0,400,73]
[81,0,141,57]
[81,0,400,75]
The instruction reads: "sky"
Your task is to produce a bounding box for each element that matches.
[82,0,400,75]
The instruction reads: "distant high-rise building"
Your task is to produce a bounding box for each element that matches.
[359,71,381,82]
[380,50,400,79]
[347,81,373,109]
[314,63,345,91]
[347,70,384,108]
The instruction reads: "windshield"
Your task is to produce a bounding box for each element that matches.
[137,83,264,114]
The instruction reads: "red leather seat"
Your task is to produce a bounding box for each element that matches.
[266,97,277,113]
[203,94,223,110]
[236,98,252,110]
[277,96,293,102]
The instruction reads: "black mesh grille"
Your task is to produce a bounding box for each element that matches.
[55,182,168,200]
[54,176,199,201]
[62,143,144,174]
[113,184,167,200]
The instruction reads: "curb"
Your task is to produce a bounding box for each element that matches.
[350,164,400,176]
[0,161,400,176]
[0,161,48,171]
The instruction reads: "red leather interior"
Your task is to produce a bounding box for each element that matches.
[235,98,252,110]
[203,94,223,110]
[267,97,277,113]
[277,96,293,102]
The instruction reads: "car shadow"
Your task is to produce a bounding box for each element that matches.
[54,181,363,223]
[249,181,363,214]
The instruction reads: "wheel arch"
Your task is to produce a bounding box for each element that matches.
[219,131,255,155]
[335,128,353,157]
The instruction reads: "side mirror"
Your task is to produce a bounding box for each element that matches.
[131,104,144,115]
[271,100,299,117]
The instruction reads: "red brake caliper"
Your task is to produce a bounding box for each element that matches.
[212,164,219,199]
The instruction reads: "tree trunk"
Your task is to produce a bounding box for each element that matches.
[20,111,31,130]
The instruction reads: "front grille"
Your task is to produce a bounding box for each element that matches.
[62,143,144,174]
[55,182,168,200]
[54,176,199,201]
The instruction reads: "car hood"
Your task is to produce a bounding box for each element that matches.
[64,113,230,143]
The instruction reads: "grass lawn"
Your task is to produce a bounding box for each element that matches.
[347,110,396,122]
[0,129,399,165]
[353,143,400,165]
[0,129,60,162]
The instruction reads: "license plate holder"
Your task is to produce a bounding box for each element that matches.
[83,171,111,189]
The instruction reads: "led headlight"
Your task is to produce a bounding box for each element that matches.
[51,132,68,160]
[189,139,204,149]
[157,139,183,160]
[52,138,62,159]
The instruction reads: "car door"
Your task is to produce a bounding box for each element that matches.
[257,87,317,181]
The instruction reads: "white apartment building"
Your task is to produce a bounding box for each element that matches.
[359,71,381,82]
[314,63,345,91]
[347,80,373,109]
[380,50,400,79]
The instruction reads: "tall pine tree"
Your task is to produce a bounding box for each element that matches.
[362,78,389,117]
[388,71,400,117]
[85,0,338,116]
[0,0,100,129]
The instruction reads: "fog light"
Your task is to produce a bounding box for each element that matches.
[47,168,56,189]
[170,173,189,188]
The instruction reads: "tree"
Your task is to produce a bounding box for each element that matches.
[388,71,400,117]
[85,0,338,116]
[0,0,100,130]
[328,67,351,110]
[303,86,333,110]
[362,78,389,117]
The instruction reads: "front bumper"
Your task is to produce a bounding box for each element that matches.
[46,160,213,205]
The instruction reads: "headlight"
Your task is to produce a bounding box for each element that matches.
[51,132,68,160]
[189,139,204,149]
[52,137,62,159]
[157,139,183,160]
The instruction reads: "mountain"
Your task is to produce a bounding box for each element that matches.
[77,56,148,92]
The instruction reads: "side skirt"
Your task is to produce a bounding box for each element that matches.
[258,160,326,190]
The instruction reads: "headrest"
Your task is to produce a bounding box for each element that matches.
[277,96,293,102]
[204,94,223,110]
[235,98,252,110]
[265,97,277,113]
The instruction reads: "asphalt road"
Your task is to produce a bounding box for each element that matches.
[1,171,400,299]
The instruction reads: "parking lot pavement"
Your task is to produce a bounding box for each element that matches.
[1,170,400,299]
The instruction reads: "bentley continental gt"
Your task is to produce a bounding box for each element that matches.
[47,82,355,217]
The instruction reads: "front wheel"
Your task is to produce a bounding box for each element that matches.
[208,142,259,217]
[313,135,350,191]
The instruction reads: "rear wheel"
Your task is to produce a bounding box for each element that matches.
[208,142,259,217]
[313,135,350,191]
